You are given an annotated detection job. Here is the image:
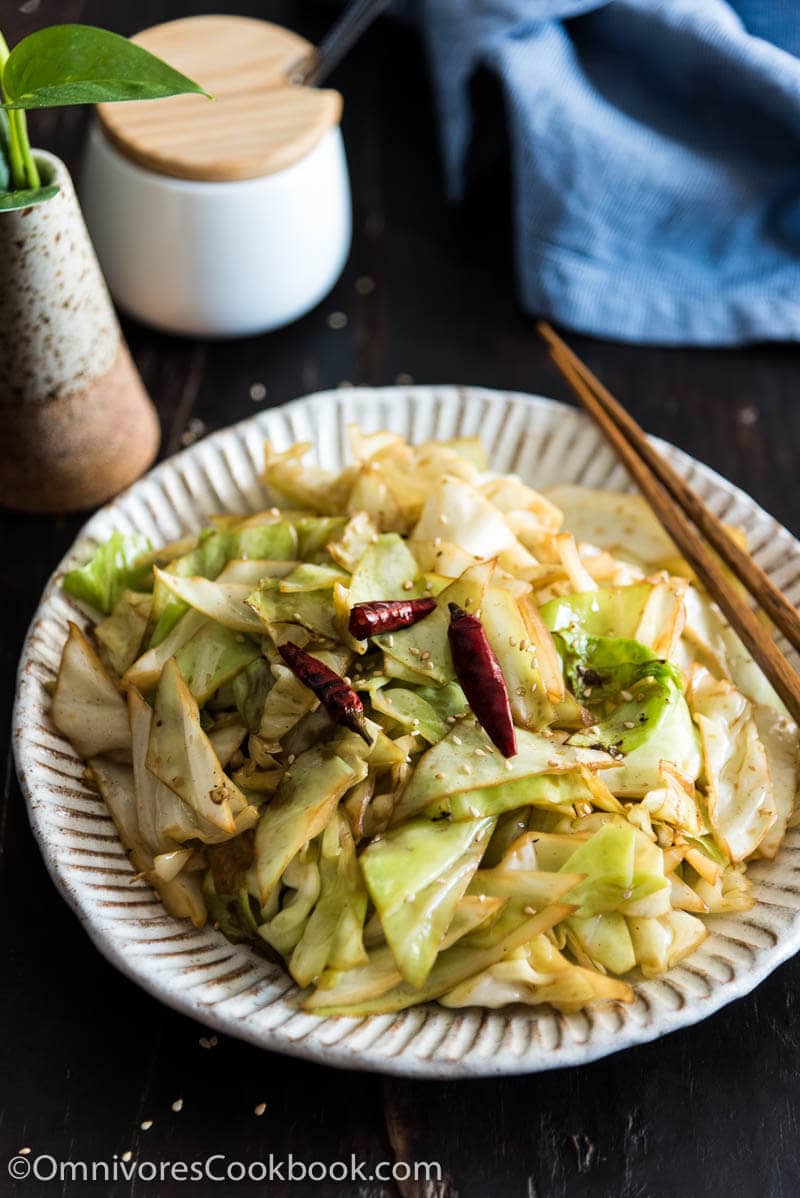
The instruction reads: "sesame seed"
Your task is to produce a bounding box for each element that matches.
[386,635,394,647]
[623,720,636,729]
[462,764,472,776]
[402,580,414,591]
[287,753,296,764]
[121,1151,133,1162]
[584,686,593,697]
[18,1147,31,1156]
[140,1120,153,1131]
[547,759,561,768]
[519,640,528,652]
[355,275,375,295]
[435,772,446,780]
[621,690,633,701]
[269,507,280,517]
[254,1102,267,1117]
[505,759,514,771]
[409,647,421,657]
[447,716,457,723]
[452,735,462,745]
[475,748,486,757]
[420,650,431,660]
[508,637,517,648]
[327,311,348,329]
[171,1099,184,1113]
[292,612,303,623]
[434,536,442,548]
[249,382,267,402]
[439,514,449,525]
[468,804,480,816]
[370,533,379,544]
[523,906,536,916]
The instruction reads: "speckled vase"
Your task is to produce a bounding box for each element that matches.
[0,152,160,513]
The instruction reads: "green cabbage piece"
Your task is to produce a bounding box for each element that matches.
[150,522,297,645]
[481,585,554,730]
[253,742,364,903]
[560,823,634,916]
[540,584,653,641]
[394,718,611,822]
[303,896,504,1010]
[306,896,570,1015]
[360,816,495,987]
[64,531,151,614]
[246,579,339,640]
[567,912,636,975]
[376,561,494,685]
[368,686,449,744]
[555,632,681,705]
[233,657,273,733]
[556,633,699,795]
[174,622,260,705]
[347,533,422,606]
[294,515,349,559]
[288,812,368,986]
[94,590,152,676]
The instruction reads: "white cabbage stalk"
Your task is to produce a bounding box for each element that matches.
[89,757,206,927]
[51,623,131,760]
[689,667,776,861]
[146,659,252,835]
[440,933,632,1011]
[154,568,263,633]
[542,485,677,569]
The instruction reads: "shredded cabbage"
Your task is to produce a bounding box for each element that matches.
[54,427,799,1017]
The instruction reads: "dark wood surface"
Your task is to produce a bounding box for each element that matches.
[2,3,800,1195]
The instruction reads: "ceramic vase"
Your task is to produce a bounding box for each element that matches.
[0,151,160,513]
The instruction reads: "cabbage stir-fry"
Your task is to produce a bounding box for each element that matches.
[51,429,800,1015]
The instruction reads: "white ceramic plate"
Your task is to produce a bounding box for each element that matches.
[13,386,800,1077]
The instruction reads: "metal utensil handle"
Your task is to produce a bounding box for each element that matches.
[291,0,392,86]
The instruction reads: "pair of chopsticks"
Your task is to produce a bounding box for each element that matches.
[537,321,800,726]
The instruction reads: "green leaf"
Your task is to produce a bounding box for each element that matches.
[2,25,210,110]
[0,183,58,210]
[63,531,151,614]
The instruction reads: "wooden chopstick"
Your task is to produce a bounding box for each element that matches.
[538,321,800,656]
[536,321,800,725]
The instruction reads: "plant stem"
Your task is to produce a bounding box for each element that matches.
[0,30,40,191]
[10,110,39,189]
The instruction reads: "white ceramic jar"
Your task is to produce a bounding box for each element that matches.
[81,120,351,338]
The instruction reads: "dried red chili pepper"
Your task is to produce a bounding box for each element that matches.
[348,597,437,640]
[447,603,517,758]
[278,642,372,744]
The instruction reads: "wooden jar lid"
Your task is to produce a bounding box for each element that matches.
[96,15,342,182]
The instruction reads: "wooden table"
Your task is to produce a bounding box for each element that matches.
[2,3,799,1195]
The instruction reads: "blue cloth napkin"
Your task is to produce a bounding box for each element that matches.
[417,0,800,344]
